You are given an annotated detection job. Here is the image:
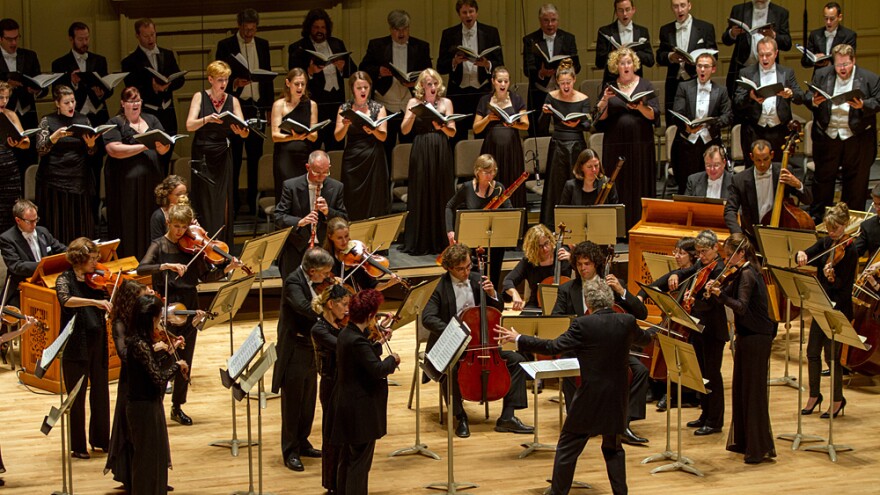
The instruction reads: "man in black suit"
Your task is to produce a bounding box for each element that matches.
[521,4,580,137]
[669,52,733,193]
[801,2,857,75]
[551,241,650,445]
[684,145,733,200]
[274,150,347,280]
[0,199,66,307]
[805,44,880,218]
[437,0,504,148]
[595,0,654,88]
[360,10,432,163]
[724,139,812,244]
[288,9,356,152]
[0,18,43,174]
[856,184,880,257]
[656,0,717,118]
[422,243,533,439]
[722,0,792,99]
[497,280,655,495]
[216,9,275,215]
[733,37,803,166]
[271,247,333,472]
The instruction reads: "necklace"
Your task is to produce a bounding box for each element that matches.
[209,91,227,109]
[618,78,638,90]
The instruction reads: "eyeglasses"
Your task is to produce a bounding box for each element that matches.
[17,216,38,225]
[2,35,20,43]
[450,263,472,272]
[705,162,725,169]
[835,62,853,69]
[124,99,143,105]
[696,64,714,69]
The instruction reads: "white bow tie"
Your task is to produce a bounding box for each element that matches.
[676,18,691,31]
[760,68,775,76]
[621,26,633,33]
[825,30,837,38]
[698,84,711,93]
[756,170,772,179]
[544,34,555,42]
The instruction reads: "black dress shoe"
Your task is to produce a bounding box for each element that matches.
[494,416,534,434]
[686,418,705,428]
[167,485,174,492]
[455,417,470,438]
[301,447,322,458]
[621,427,649,445]
[656,395,668,412]
[694,425,722,436]
[170,406,193,426]
[71,451,91,459]
[284,455,304,472]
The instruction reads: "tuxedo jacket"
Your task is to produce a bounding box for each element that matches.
[801,25,857,71]
[287,36,356,110]
[656,17,717,107]
[215,35,274,111]
[855,214,880,257]
[733,63,804,125]
[51,51,112,125]
[359,35,432,97]
[684,171,733,200]
[671,78,733,141]
[272,266,319,392]
[595,22,654,86]
[722,2,792,94]
[805,64,880,137]
[121,46,184,132]
[0,47,42,124]
[550,277,647,320]
[0,226,66,301]
[437,22,504,93]
[724,163,813,241]
[521,29,580,91]
[422,271,504,352]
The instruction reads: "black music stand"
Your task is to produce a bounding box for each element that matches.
[348,212,407,253]
[553,205,624,245]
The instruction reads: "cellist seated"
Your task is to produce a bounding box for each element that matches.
[423,243,534,439]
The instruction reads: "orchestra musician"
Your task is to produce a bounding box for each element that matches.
[683,145,733,200]
[323,217,401,293]
[558,148,619,206]
[0,199,66,307]
[138,203,239,426]
[706,233,777,464]
[796,203,856,419]
[150,174,188,242]
[422,243,533,439]
[855,183,880,257]
[502,224,571,313]
[496,279,656,495]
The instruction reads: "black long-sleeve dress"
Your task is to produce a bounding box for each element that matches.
[273,100,313,200]
[539,95,591,226]
[558,178,619,207]
[502,257,572,310]
[339,100,390,221]
[105,320,132,487]
[476,93,528,208]
[190,91,235,247]
[0,124,22,233]
[311,316,343,493]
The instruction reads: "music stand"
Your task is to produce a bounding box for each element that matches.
[769,266,829,450]
[206,275,257,456]
[804,309,867,462]
[390,276,442,460]
[454,208,525,266]
[348,212,407,253]
[42,376,84,495]
[537,284,560,316]
[756,226,817,389]
[554,205,624,245]
[642,252,678,281]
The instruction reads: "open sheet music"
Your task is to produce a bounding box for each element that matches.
[426,317,469,372]
[227,324,264,380]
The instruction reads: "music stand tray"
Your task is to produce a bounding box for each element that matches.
[454,208,525,250]
[349,212,407,253]
[537,284,560,316]
[642,252,678,282]
[755,226,817,269]
[234,228,292,281]
[554,205,624,245]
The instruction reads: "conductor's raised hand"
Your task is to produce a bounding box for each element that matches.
[494,324,520,345]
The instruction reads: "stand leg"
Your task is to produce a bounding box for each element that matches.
[53,358,72,495]
[233,394,256,495]
[212,321,257,455]
[389,344,440,460]
[769,301,799,389]
[805,337,853,462]
[520,376,556,458]
[425,365,476,494]
[650,357,702,476]
[643,371,691,465]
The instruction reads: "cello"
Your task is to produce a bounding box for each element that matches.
[458,248,511,405]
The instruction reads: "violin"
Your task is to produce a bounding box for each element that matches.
[705,260,749,298]
[825,234,855,284]
[85,263,123,291]
[1,305,45,330]
[153,324,186,351]
[337,240,410,290]
[163,302,216,329]
[367,312,399,369]
[177,224,252,274]
[314,276,355,296]
[683,260,717,312]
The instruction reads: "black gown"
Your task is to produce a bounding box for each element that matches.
[538,95,591,226]
[311,316,342,493]
[103,114,165,259]
[594,78,660,232]
[191,91,235,247]
[502,257,573,310]
[0,122,22,233]
[105,320,132,487]
[558,178,619,206]
[476,93,527,208]
[273,99,313,200]
[339,100,390,221]
[402,107,454,255]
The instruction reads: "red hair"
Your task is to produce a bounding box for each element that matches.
[349,289,383,324]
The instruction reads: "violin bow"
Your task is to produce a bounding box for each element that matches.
[340,242,386,285]
[108,269,123,305]
[804,227,859,265]
[162,271,189,382]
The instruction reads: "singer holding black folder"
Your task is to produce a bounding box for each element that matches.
[271,68,318,201]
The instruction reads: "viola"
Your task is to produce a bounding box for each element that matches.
[682,260,717,313]
[825,235,855,284]
[337,240,410,290]
[163,302,216,329]
[177,224,252,274]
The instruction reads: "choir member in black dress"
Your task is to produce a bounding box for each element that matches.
[36,85,99,241]
[473,66,529,208]
[323,217,401,293]
[150,175,188,243]
[401,68,455,255]
[104,87,168,259]
[558,149,620,207]
[538,60,591,226]
[138,203,239,425]
[444,154,511,288]
[271,68,317,201]
[334,72,390,221]
[56,237,113,458]
[706,233,777,464]
[126,295,188,495]
[502,223,571,312]
[310,283,352,495]
[594,48,660,232]
[184,60,249,247]
[796,203,855,419]
[330,289,399,494]
[0,82,27,233]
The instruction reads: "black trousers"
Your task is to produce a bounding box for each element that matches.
[670,135,722,195]
[691,332,726,428]
[807,320,844,401]
[280,338,318,459]
[62,342,110,453]
[550,432,626,495]
[337,440,375,495]
[171,323,197,407]
[741,122,787,167]
[810,129,876,219]
[230,101,266,213]
[562,356,647,423]
[442,349,528,419]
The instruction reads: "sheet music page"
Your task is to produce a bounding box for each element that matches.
[227,325,264,379]
[39,315,76,370]
[521,357,580,378]
[426,318,468,371]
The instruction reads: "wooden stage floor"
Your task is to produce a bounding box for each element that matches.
[1,313,879,494]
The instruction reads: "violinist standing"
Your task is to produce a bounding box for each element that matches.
[796,202,856,419]
[272,247,334,472]
[138,203,239,426]
[706,233,777,464]
[56,237,113,458]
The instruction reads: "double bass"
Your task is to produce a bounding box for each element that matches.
[842,250,880,375]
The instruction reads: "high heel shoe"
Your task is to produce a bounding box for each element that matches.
[801,393,823,415]
[820,397,846,419]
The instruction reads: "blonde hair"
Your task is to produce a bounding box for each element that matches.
[414,68,446,100]
[206,60,232,79]
[167,203,194,225]
[607,47,641,74]
[472,154,497,176]
[523,224,554,266]
[824,202,850,229]
[555,58,576,81]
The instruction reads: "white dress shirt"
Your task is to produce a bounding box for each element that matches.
[825,29,837,55]
[22,230,40,262]
[72,50,101,116]
[827,67,856,140]
[236,32,260,102]
[675,15,693,80]
[313,40,340,92]
[706,176,724,199]
[2,48,16,72]
[139,45,160,70]
[755,167,775,219]
[688,81,713,144]
[757,65,781,127]
[452,275,476,312]
[375,40,410,112]
[617,21,634,45]
[748,2,770,64]
[460,23,481,89]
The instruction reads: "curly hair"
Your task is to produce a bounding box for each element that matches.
[523,224,554,266]
[349,289,383,324]
[571,241,605,277]
[311,283,352,314]
[441,243,471,270]
[607,47,641,74]
[110,279,148,329]
[65,237,98,266]
[154,175,187,207]
[414,68,446,100]
[301,9,332,39]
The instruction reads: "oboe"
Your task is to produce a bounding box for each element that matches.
[309,182,322,248]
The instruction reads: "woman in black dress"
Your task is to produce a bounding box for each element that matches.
[401,68,455,255]
[185,61,249,247]
[558,149,620,207]
[271,68,318,200]
[473,67,529,209]
[150,175,189,242]
[335,72,390,221]
[310,283,352,495]
[104,87,169,259]
[125,294,188,495]
[0,81,27,233]
[55,237,113,458]
[36,85,99,241]
[502,223,572,313]
[594,48,660,232]
[538,60,591,226]
[707,233,777,464]
[323,217,401,293]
